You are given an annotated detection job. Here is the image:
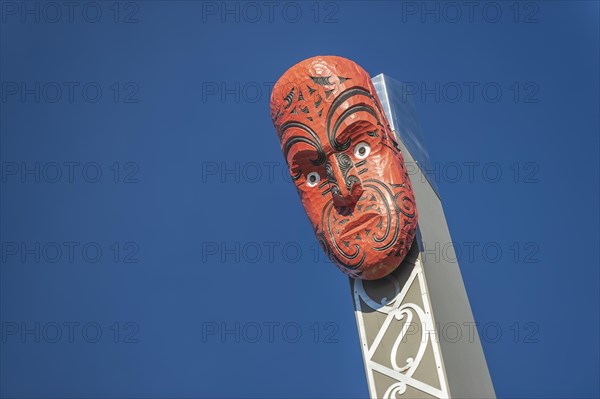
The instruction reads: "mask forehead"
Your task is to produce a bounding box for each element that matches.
[270,56,389,150]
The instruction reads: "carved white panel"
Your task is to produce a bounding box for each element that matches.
[353,255,450,398]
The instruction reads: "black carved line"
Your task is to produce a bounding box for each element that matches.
[284,87,295,109]
[363,179,401,251]
[274,109,283,121]
[310,76,332,86]
[317,232,361,274]
[323,201,365,269]
[333,104,380,148]
[283,137,324,167]
[329,86,388,138]
[394,191,416,218]
[335,153,352,176]
[326,87,379,151]
[325,161,341,196]
[334,153,359,192]
[280,121,326,166]
[346,175,360,191]
[314,95,322,108]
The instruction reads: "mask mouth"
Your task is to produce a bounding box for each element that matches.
[339,212,380,240]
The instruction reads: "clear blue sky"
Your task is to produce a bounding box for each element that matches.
[1,1,598,398]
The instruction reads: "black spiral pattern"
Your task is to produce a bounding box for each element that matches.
[318,178,414,273]
[334,153,360,192]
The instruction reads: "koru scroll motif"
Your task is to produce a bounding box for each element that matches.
[270,56,418,280]
[352,245,450,397]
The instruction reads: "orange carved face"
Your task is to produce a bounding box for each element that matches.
[270,56,418,280]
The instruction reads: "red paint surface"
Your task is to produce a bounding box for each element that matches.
[270,56,418,280]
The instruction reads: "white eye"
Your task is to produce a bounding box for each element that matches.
[354,142,370,159]
[306,171,320,187]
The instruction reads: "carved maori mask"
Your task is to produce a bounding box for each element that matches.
[270,56,418,280]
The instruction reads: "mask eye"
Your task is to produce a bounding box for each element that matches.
[306,171,320,187]
[354,142,370,159]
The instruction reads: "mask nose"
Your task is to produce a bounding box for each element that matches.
[326,153,364,209]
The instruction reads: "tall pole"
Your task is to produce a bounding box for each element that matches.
[350,74,495,399]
